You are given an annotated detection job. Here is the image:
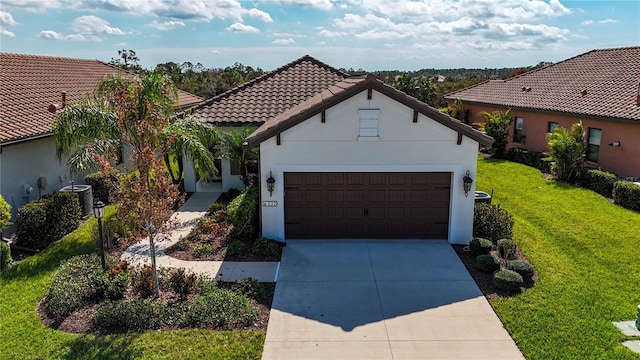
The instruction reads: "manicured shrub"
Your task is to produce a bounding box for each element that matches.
[227,183,258,241]
[88,269,130,301]
[580,169,617,198]
[226,240,245,257]
[613,181,640,212]
[92,299,161,330]
[473,203,514,243]
[131,265,155,298]
[208,202,226,215]
[84,171,118,204]
[0,194,12,236]
[507,260,535,283]
[169,268,198,301]
[252,237,280,257]
[493,269,524,291]
[15,192,81,250]
[45,254,103,320]
[171,239,192,252]
[193,243,214,258]
[0,242,12,271]
[505,148,547,172]
[497,239,518,260]
[231,277,266,301]
[184,288,258,328]
[476,254,501,273]
[469,237,493,256]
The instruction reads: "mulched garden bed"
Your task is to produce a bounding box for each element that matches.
[38,282,275,335]
[452,244,537,299]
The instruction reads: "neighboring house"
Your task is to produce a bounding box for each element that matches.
[0,53,203,235]
[182,55,349,192]
[444,46,640,177]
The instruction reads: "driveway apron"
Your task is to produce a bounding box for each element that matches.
[262,240,524,360]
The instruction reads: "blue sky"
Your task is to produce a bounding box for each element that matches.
[1,0,638,71]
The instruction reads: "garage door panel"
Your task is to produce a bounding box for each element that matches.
[284,172,450,239]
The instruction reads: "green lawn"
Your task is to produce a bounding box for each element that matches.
[0,206,264,360]
[478,157,640,360]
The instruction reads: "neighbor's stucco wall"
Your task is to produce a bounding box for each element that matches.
[259,90,480,244]
[457,102,640,177]
[0,136,86,236]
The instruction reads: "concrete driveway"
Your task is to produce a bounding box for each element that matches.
[262,240,524,360]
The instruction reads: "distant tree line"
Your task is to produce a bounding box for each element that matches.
[107,49,550,107]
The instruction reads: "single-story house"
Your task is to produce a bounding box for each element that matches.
[187,55,492,244]
[444,46,640,177]
[0,53,203,235]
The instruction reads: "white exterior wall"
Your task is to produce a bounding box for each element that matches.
[0,136,86,235]
[258,90,479,244]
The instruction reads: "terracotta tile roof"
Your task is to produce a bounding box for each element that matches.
[246,74,493,148]
[186,55,349,125]
[445,47,640,122]
[0,53,203,144]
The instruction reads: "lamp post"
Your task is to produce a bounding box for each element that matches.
[92,200,106,271]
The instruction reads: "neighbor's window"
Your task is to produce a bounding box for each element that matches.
[587,128,602,163]
[514,116,525,143]
[547,122,559,133]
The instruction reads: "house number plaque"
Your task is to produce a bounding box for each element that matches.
[263,201,278,207]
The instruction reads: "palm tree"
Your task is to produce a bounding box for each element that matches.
[54,73,218,183]
[219,127,258,186]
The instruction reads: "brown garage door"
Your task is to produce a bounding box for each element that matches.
[284,172,451,239]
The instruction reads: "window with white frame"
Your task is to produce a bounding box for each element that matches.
[358,109,380,141]
[587,128,602,162]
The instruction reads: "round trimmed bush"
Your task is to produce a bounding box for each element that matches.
[507,260,535,283]
[493,269,524,291]
[226,240,245,257]
[497,239,518,260]
[473,203,514,243]
[469,237,493,256]
[476,254,500,273]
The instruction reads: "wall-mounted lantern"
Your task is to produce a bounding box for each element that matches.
[266,171,276,197]
[609,141,621,147]
[463,170,473,197]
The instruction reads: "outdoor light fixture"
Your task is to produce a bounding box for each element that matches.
[92,200,106,270]
[266,171,276,197]
[609,141,621,147]
[463,170,473,197]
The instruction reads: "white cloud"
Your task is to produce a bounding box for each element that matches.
[0,11,18,26]
[598,18,617,24]
[246,8,273,22]
[581,19,594,25]
[318,29,345,37]
[72,15,124,35]
[227,23,260,33]
[38,30,66,40]
[0,28,16,37]
[272,38,295,45]
[270,0,333,11]
[147,20,186,31]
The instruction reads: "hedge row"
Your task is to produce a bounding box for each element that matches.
[505,148,551,173]
[15,192,81,250]
[613,181,640,212]
[579,169,617,198]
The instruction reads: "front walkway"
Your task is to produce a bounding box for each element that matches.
[121,192,279,283]
[262,240,524,360]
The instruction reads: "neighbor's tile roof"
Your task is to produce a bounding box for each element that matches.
[0,53,203,144]
[186,55,349,125]
[445,46,640,122]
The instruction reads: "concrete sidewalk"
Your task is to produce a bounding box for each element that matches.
[121,192,279,283]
